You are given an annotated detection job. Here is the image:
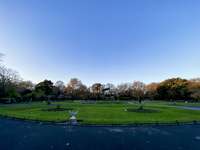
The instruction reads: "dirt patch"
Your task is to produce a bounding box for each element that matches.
[41,108,74,111]
[126,108,162,113]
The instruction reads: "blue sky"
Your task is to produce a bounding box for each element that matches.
[0,0,200,86]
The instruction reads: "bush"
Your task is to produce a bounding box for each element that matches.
[57,103,61,109]
[0,98,11,103]
[139,104,143,110]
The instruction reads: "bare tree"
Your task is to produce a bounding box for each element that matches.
[146,82,158,99]
[64,78,88,100]
[16,80,35,97]
[117,83,132,96]
[0,66,21,84]
[54,80,65,91]
[105,83,116,95]
[0,66,21,97]
[0,53,4,63]
[131,81,146,99]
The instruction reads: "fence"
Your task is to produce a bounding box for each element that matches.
[1,115,200,126]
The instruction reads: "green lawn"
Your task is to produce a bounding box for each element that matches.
[9,100,200,107]
[1,102,200,124]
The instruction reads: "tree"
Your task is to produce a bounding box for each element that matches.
[146,82,158,100]
[0,66,21,98]
[188,78,200,101]
[76,84,88,100]
[105,83,116,95]
[0,53,22,99]
[117,83,133,100]
[16,80,35,97]
[32,89,45,101]
[91,83,102,100]
[131,81,146,99]
[54,80,65,92]
[64,78,88,100]
[156,78,190,100]
[34,79,53,95]
[64,85,73,99]
[50,86,60,99]
[67,78,82,90]
[65,78,81,99]
[117,83,131,96]
[0,53,4,63]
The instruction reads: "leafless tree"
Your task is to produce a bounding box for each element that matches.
[131,81,146,99]
[0,66,21,84]
[117,83,132,96]
[0,53,4,63]
[54,80,65,91]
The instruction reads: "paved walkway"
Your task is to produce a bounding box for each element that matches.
[0,118,200,150]
[141,104,200,111]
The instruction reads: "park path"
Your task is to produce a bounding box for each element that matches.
[0,117,200,150]
[140,104,200,111]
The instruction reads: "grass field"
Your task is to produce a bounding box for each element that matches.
[1,100,200,124]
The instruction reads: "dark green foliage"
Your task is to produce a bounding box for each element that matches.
[0,97,11,103]
[34,79,53,95]
[57,103,61,109]
[139,105,143,110]
[156,78,191,100]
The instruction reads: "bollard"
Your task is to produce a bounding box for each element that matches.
[156,121,159,126]
[194,120,196,124]
[176,120,179,125]
[36,118,38,123]
[23,117,25,121]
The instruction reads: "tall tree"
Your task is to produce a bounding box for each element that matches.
[117,83,132,97]
[146,82,158,100]
[131,81,146,99]
[16,80,34,99]
[188,78,200,101]
[0,66,21,98]
[91,83,102,100]
[156,78,190,100]
[34,79,53,95]
[54,80,65,92]
[65,78,88,99]
[105,83,116,95]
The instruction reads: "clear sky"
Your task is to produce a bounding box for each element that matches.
[0,0,200,87]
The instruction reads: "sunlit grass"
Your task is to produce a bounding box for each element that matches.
[1,102,200,124]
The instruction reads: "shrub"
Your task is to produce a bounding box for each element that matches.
[57,103,61,109]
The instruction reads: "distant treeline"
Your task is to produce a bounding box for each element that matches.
[0,53,200,102]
